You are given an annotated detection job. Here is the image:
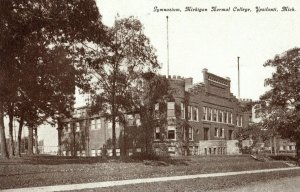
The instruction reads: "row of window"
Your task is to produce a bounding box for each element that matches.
[156,102,243,127]
[204,147,226,155]
[155,127,233,141]
[65,113,141,133]
[214,127,225,138]
[155,126,194,141]
[279,145,295,151]
[62,148,143,157]
[64,119,120,132]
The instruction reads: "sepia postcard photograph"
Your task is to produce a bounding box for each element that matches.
[0,0,300,191]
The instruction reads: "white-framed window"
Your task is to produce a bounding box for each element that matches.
[154,103,159,119]
[154,127,160,140]
[167,125,176,140]
[230,113,233,124]
[188,106,192,120]
[81,109,86,117]
[91,149,96,156]
[218,110,223,122]
[203,107,207,120]
[127,114,134,126]
[213,109,217,122]
[220,128,224,138]
[90,119,96,130]
[181,102,185,119]
[135,114,141,126]
[207,108,212,121]
[240,116,243,127]
[75,122,80,132]
[236,115,239,126]
[66,123,71,133]
[192,106,198,121]
[95,118,101,129]
[107,121,112,129]
[167,102,175,118]
[188,127,193,140]
[215,127,219,137]
[224,112,228,124]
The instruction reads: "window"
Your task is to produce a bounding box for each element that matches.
[218,110,223,122]
[66,123,71,133]
[192,106,198,121]
[154,127,160,140]
[229,113,233,124]
[215,127,219,137]
[81,109,86,117]
[188,127,193,140]
[154,103,159,119]
[127,114,134,126]
[107,121,112,129]
[213,109,217,121]
[183,127,193,140]
[236,115,239,126]
[167,126,176,140]
[75,122,80,132]
[95,118,101,129]
[91,150,96,157]
[207,108,212,121]
[181,103,185,119]
[135,114,141,126]
[90,119,96,130]
[220,128,224,138]
[203,107,207,120]
[187,106,192,120]
[224,112,228,124]
[240,116,243,127]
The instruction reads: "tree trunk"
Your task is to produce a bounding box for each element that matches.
[27,126,34,155]
[57,119,63,156]
[112,114,116,157]
[0,101,9,158]
[274,136,277,156]
[122,123,127,157]
[8,109,14,157]
[16,117,24,157]
[34,127,38,154]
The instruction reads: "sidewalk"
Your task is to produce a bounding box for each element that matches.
[2,167,300,192]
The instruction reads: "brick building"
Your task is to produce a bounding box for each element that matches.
[59,69,251,156]
[59,106,142,157]
[152,69,251,156]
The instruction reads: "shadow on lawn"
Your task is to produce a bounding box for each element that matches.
[0,155,109,165]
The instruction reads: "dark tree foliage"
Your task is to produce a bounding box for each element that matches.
[260,47,300,158]
[0,0,104,158]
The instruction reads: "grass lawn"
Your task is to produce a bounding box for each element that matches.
[93,170,300,192]
[0,155,298,190]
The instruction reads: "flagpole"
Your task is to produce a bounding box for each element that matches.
[166,16,169,76]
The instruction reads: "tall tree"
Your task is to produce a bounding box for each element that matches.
[260,47,300,158]
[89,16,159,157]
[0,0,104,158]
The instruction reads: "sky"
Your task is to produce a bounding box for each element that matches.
[6,0,300,149]
[93,0,300,102]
